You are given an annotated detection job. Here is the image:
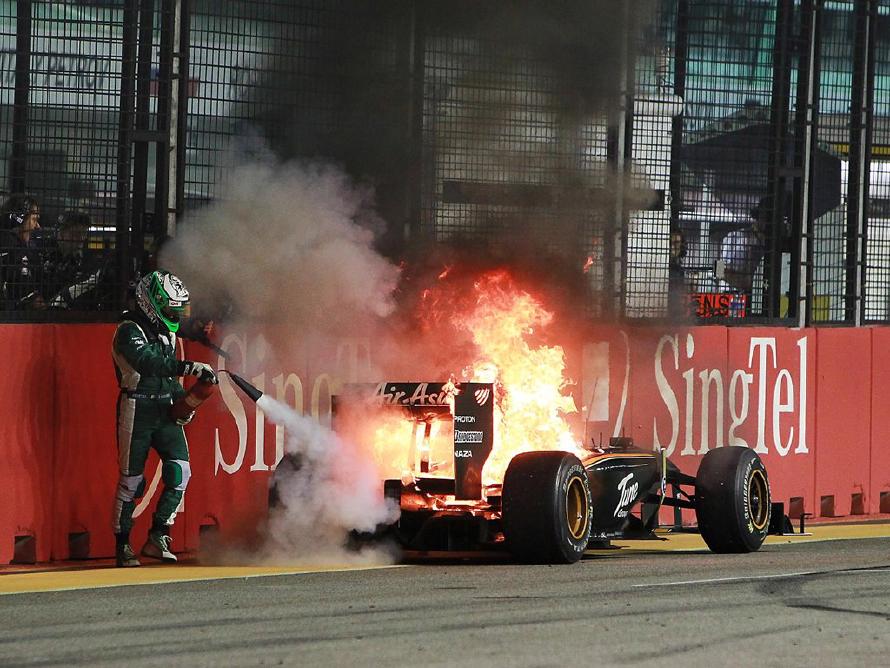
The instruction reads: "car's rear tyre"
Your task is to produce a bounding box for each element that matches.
[502,451,592,564]
[695,446,771,553]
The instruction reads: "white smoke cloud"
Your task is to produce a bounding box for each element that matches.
[160,156,404,564]
[162,158,401,343]
[257,395,400,564]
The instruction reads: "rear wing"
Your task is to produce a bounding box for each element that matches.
[332,382,495,499]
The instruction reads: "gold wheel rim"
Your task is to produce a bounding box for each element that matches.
[748,469,769,531]
[565,476,589,541]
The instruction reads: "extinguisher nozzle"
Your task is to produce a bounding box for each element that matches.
[224,371,264,403]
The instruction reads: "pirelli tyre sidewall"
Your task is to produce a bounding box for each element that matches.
[694,446,771,553]
[503,451,593,564]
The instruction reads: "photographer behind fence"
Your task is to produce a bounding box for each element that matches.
[719,201,767,292]
[44,211,112,310]
[0,194,46,310]
[715,195,783,314]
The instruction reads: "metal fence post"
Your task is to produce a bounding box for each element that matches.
[405,0,425,247]
[794,0,821,328]
[669,0,688,237]
[767,0,793,319]
[174,0,190,222]
[156,0,185,241]
[606,1,633,319]
[132,0,156,275]
[10,0,31,195]
[116,0,139,305]
[847,0,877,325]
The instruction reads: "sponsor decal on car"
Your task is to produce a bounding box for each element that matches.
[474,388,491,406]
[372,382,453,406]
[614,472,639,518]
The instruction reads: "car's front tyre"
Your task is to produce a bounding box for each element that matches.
[695,446,771,553]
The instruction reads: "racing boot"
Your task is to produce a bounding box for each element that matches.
[115,543,141,568]
[141,530,177,563]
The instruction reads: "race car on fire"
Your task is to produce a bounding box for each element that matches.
[329,380,778,564]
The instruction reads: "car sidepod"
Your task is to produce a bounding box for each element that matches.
[583,452,662,536]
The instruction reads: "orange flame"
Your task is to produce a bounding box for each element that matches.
[582,256,594,273]
[453,271,583,483]
[358,269,583,489]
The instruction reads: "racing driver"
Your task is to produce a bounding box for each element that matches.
[111,270,219,567]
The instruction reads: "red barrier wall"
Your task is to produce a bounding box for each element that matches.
[0,326,56,563]
[814,328,872,517]
[870,327,890,515]
[578,326,819,524]
[51,324,119,560]
[1,322,888,564]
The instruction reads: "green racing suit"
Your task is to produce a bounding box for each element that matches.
[111,313,190,538]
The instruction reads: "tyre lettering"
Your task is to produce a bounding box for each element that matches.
[742,460,753,529]
[562,465,586,492]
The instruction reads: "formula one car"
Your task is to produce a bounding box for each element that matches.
[331,381,778,564]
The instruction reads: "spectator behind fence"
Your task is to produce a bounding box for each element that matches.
[719,196,770,296]
[667,226,691,316]
[45,211,112,310]
[0,194,46,310]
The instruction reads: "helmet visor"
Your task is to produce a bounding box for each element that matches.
[162,300,191,325]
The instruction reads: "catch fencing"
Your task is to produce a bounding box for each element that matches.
[1,0,888,324]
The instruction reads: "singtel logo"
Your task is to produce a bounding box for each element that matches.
[651,334,809,458]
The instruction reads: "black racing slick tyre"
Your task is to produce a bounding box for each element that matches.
[694,447,771,553]
[502,451,592,564]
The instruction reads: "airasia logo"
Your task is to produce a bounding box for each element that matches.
[653,334,809,458]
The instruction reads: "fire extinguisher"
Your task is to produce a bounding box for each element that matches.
[170,379,217,424]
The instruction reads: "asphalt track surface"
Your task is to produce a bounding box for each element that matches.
[1,526,889,667]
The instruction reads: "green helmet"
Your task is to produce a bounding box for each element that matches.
[135,270,191,333]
